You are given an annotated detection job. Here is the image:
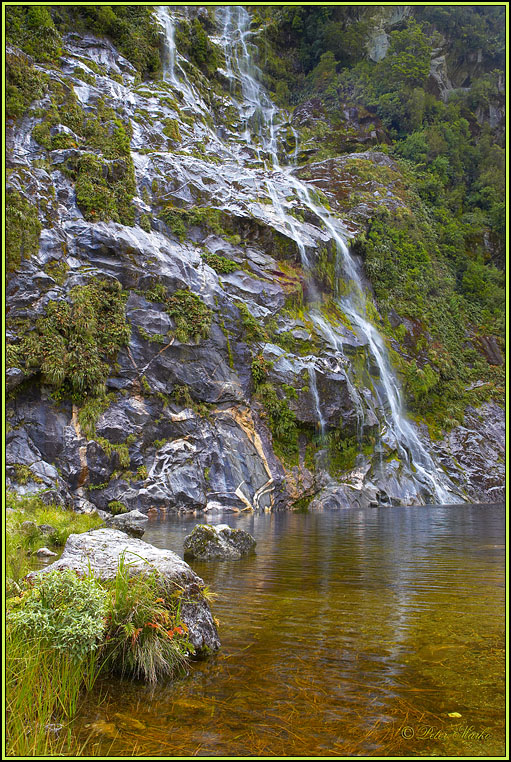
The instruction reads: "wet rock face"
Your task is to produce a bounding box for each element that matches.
[5,9,504,512]
[183,523,256,560]
[433,402,505,504]
[28,529,220,653]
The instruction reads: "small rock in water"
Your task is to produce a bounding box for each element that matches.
[35,547,57,557]
[183,523,256,561]
[86,720,119,738]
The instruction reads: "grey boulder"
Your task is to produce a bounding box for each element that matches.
[183,523,256,560]
[27,529,220,653]
[106,509,148,538]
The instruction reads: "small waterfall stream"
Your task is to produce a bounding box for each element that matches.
[157,6,456,504]
[155,6,177,83]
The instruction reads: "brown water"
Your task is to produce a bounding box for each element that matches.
[74,504,505,757]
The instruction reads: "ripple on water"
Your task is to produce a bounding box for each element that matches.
[74,504,505,757]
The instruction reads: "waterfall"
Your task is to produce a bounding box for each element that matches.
[155,6,177,83]
[307,365,326,439]
[157,6,457,504]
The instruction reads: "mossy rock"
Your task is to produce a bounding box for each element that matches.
[183,524,256,561]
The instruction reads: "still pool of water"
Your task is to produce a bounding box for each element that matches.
[75,504,505,757]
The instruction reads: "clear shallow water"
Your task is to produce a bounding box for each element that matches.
[75,505,505,757]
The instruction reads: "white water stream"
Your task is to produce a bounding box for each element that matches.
[156,5,456,504]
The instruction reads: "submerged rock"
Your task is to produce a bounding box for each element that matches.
[183,523,256,560]
[28,529,220,653]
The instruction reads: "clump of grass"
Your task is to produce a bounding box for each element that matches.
[107,500,128,516]
[5,492,104,583]
[237,301,268,343]
[101,554,195,684]
[201,251,238,274]
[5,627,101,757]
[5,567,106,757]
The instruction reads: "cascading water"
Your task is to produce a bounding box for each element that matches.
[158,5,457,504]
[155,6,176,83]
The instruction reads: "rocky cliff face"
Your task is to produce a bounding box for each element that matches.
[5,7,504,513]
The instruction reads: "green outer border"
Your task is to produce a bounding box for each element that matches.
[2,2,508,760]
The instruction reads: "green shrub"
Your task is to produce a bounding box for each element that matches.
[6,6,62,62]
[251,353,270,387]
[166,289,212,343]
[8,569,107,662]
[237,302,268,343]
[162,118,181,142]
[6,50,49,120]
[51,6,162,77]
[97,438,131,469]
[136,465,148,481]
[108,500,128,515]
[11,280,130,401]
[256,382,298,459]
[72,152,135,226]
[201,252,238,274]
[175,16,221,78]
[6,189,41,272]
[158,205,226,242]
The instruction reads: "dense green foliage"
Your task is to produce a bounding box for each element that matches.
[7,280,130,401]
[6,189,42,271]
[6,6,62,63]
[144,282,212,344]
[175,15,222,78]
[6,49,49,120]
[255,5,505,434]
[5,495,202,755]
[201,251,239,274]
[8,569,107,661]
[256,382,299,461]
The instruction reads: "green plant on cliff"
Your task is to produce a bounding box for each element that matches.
[6,6,62,63]
[256,382,298,460]
[201,251,238,274]
[6,189,42,272]
[9,280,130,401]
[6,49,49,120]
[50,6,162,77]
[166,289,212,344]
[70,148,136,226]
[237,302,268,343]
[142,282,211,343]
[158,205,226,242]
[175,16,221,79]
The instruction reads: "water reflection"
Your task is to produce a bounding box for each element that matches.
[75,505,505,757]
